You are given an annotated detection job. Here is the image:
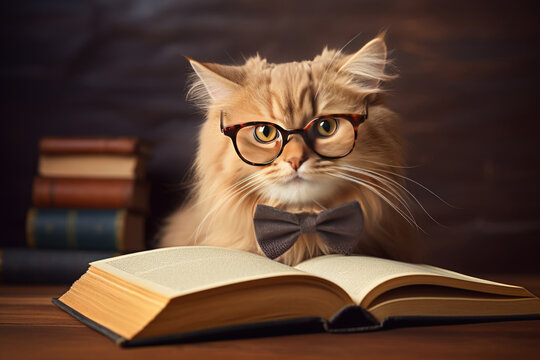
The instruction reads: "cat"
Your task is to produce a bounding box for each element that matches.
[159,34,417,266]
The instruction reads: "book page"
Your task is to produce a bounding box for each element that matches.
[295,255,524,305]
[91,246,307,298]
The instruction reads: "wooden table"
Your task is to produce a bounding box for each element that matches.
[1,274,540,359]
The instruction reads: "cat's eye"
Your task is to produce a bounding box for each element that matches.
[254,125,278,143]
[316,118,338,137]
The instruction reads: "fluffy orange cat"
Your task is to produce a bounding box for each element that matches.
[159,34,417,266]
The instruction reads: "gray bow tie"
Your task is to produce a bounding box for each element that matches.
[253,201,364,259]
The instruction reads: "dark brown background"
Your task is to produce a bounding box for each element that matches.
[1,0,539,274]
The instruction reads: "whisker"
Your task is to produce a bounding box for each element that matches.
[332,170,418,230]
[328,171,424,233]
[192,175,263,243]
[336,166,414,212]
[332,167,415,220]
[203,177,265,243]
[359,158,419,169]
[339,165,418,206]
[330,171,418,231]
[238,179,268,204]
[336,164,447,227]
[191,172,261,208]
[312,199,328,211]
[369,167,456,208]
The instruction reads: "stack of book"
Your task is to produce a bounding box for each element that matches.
[1,137,151,284]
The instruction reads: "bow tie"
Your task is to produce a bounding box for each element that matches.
[253,201,364,259]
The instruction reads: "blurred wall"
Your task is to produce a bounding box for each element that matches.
[1,0,539,273]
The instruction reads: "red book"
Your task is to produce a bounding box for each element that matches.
[39,137,152,155]
[33,177,149,212]
[37,137,152,179]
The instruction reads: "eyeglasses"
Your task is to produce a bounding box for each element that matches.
[220,101,368,166]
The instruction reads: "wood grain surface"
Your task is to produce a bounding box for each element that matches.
[1,275,540,359]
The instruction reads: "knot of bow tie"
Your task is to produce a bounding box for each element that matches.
[253,201,364,259]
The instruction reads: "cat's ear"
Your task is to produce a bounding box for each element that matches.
[187,58,244,103]
[338,34,393,90]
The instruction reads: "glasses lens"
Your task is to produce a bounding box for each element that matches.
[236,124,283,164]
[310,116,355,157]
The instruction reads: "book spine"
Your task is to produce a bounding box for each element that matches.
[0,248,116,284]
[26,209,137,251]
[32,177,148,212]
[39,137,145,155]
[38,154,145,180]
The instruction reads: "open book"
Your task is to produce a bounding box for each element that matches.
[54,246,540,346]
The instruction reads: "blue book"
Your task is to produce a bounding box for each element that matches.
[0,248,116,284]
[26,208,145,252]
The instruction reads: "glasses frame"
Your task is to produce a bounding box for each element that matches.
[220,100,368,166]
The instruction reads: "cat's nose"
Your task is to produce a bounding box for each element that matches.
[287,156,304,171]
[282,136,308,171]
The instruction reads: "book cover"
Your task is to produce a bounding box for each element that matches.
[52,297,540,347]
[53,247,540,346]
[39,137,152,156]
[33,177,149,212]
[26,208,145,252]
[38,154,147,179]
[1,248,116,284]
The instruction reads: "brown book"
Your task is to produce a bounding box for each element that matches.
[38,154,147,179]
[39,137,151,155]
[33,177,149,212]
[54,247,540,346]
